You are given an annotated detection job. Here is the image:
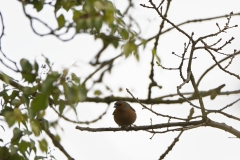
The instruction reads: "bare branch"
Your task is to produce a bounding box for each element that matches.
[126,88,187,121]
[75,120,205,132]
[206,119,240,138]
[159,130,184,160]
[197,50,240,87]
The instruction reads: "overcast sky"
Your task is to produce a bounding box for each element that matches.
[0,0,240,160]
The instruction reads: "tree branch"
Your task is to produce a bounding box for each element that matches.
[75,120,205,132]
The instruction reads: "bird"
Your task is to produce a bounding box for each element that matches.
[113,101,136,127]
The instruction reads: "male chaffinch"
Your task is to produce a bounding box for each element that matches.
[113,101,136,127]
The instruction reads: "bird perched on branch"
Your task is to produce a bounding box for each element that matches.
[113,101,136,127]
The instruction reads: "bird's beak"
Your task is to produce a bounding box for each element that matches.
[114,103,119,108]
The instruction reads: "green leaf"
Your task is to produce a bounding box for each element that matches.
[54,0,61,13]
[33,0,44,12]
[22,86,36,96]
[152,48,161,62]
[62,0,75,11]
[94,17,103,32]
[9,153,25,160]
[63,84,76,103]
[54,134,61,142]
[28,107,36,120]
[11,99,22,108]
[2,89,9,102]
[21,94,30,107]
[11,128,23,144]
[122,41,137,57]
[41,73,59,94]
[1,106,13,115]
[13,108,23,123]
[34,61,39,73]
[38,118,49,131]
[152,48,156,55]
[30,139,36,153]
[71,73,80,84]
[3,110,16,127]
[77,84,87,102]
[20,59,36,83]
[30,120,42,136]
[120,28,129,40]
[35,156,47,160]
[20,59,32,73]
[38,139,48,152]
[94,90,102,96]
[9,90,19,99]
[0,147,10,159]
[23,129,32,136]
[31,93,48,112]
[58,99,65,115]
[9,144,18,155]
[57,14,65,29]
[21,73,36,83]
[18,140,29,156]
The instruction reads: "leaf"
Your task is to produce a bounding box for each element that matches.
[54,134,61,142]
[122,41,137,58]
[94,90,102,96]
[77,84,87,102]
[23,129,32,136]
[0,147,10,159]
[22,86,36,96]
[62,0,75,11]
[20,59,33,73]
[120,28,129,40]
[38,139,48,152]
[30,120,42,136]
[33,0,44,12]
[57,14,65,29]
[94,17,103,31]
[11,128,23,145]
[63,83,76,103]
[34,61,39,73]
[28,107,36,120]
[9,153,25,160]
[3,110,16,127]
[152,48,161,62]
[21,73,36,83]
[13,108,23,123]
[9,90,19,99]
[38,118,49,131]
[152,48,156,56]
[21,94,30,107]
[71,73,80,84]
[31,93,48,112]
[41,73,59,94]
[30,139,36,153]
[20,59,36,83]
[11,99,22,108]
[58,99,65,115]
[9,144,18,155]
[18,140,29,156]
[35,156,47,160]
[2,89,9,102]
[1,106,13,115]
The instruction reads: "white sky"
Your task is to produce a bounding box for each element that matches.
[0,0,240,160]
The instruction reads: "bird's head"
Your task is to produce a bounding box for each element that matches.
[114,101,133,111]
